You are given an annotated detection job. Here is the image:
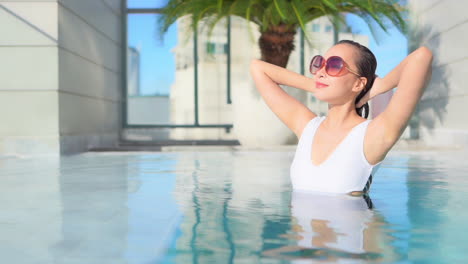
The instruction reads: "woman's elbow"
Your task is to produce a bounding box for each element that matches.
[250,59,262,73]
[416,46,433,63]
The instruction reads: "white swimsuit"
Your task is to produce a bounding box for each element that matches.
[290,116,381,194]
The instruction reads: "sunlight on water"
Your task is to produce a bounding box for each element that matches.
[1,150,467,263]
[154,150,468,263]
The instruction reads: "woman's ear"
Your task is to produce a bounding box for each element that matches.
[352,77,367,92]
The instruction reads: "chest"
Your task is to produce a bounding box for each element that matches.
[311,128,356,166]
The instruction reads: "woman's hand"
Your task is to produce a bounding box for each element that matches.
[356,77,385,108]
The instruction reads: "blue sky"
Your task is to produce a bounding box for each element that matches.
[127,1,407,95]
[128,14,177,96]
[346,14,407,77]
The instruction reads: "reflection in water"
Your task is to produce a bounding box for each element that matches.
[52,155,129,263]
[406,155,450,264]
[169,152,407,263]
[263,191,399,263]
[51,154,183,264]
[4,151,468,263]
[0,157,63,263]
[172,152,294,264]
[3,151,467,263]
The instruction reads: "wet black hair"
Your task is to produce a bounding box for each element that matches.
[337,40,377,118]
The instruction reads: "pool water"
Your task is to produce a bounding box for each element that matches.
[1,149,468,263]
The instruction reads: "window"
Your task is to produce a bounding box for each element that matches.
[127,0,169,8]
[125,5,236,140]
[206,42,228,54]
[312,23,320,32]
[126,14,182,126]
[206,42,215,54]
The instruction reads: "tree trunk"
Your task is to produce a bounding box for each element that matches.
[258,24,296,68]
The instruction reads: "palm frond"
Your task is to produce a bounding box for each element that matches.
[157,0,407,66]
[159,0,405,36]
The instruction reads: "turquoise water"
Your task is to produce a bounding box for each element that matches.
[1,150,468,263]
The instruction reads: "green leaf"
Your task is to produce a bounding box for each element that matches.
[273,0,286,20]
[291,0,305,33]
[156,0,408,66]
[322,0,339,11]
[217,0,223,13]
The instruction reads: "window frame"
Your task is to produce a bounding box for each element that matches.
[123,1,233,131]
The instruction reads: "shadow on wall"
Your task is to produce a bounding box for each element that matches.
[408,24,449,136]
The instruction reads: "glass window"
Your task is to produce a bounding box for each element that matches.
[325,25,333,32]
[312,23,320,32]
[127,0,169,9]
[206,42,228,54]
[127,14,194,125]
[206,42,215,54]
[125,12,272,140]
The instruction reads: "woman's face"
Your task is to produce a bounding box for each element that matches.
[312,44,364,105]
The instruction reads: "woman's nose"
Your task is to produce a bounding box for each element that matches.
[316,67,326,78]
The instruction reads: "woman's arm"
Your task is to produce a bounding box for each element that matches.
[250,59,317,137]
[251,59,317,93]
[369,47,433,150]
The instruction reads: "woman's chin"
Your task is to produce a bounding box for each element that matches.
[313,94,329,103]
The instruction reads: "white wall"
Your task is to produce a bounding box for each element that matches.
[57,0,122,154]
[409,0,468,148]
[0,0,123,156]
[128,96,170,125]
[0,1,60,155]
[170,17,236,140]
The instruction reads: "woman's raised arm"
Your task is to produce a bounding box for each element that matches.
[370,46,433,149]
[250,59,317,138]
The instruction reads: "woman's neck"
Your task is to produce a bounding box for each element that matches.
[324,102,365,129]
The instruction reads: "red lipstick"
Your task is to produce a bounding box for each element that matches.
[316,82,329,89]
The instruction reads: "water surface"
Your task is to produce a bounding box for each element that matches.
[1,150,467,263]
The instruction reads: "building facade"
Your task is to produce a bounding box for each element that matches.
[409,0,468,148]
[0,0,123,156]
[169,16,369,141]
[4,1,464,156]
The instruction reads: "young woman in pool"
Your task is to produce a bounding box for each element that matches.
[250,40,433,195]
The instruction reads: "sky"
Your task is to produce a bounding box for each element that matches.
[127,14,177,96]
[127,0,408,95]
[346,14,408,77]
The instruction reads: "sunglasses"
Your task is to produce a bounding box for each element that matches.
[309,55,360,77]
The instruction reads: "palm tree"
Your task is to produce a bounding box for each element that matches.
[158,0,406,68]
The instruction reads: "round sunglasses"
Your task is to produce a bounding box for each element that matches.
[309,55,360,77]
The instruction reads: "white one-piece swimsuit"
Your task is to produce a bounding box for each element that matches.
[290,116,381,194]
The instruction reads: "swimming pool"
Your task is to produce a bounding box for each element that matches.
[1,148,467,263]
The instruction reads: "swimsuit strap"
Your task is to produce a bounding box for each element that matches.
[362,174,373,194]
[362,194,373,209]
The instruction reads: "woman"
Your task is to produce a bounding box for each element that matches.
[250,40,433,195]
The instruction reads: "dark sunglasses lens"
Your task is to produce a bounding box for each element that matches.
[310,56,324,74]
[326,57,344,76]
